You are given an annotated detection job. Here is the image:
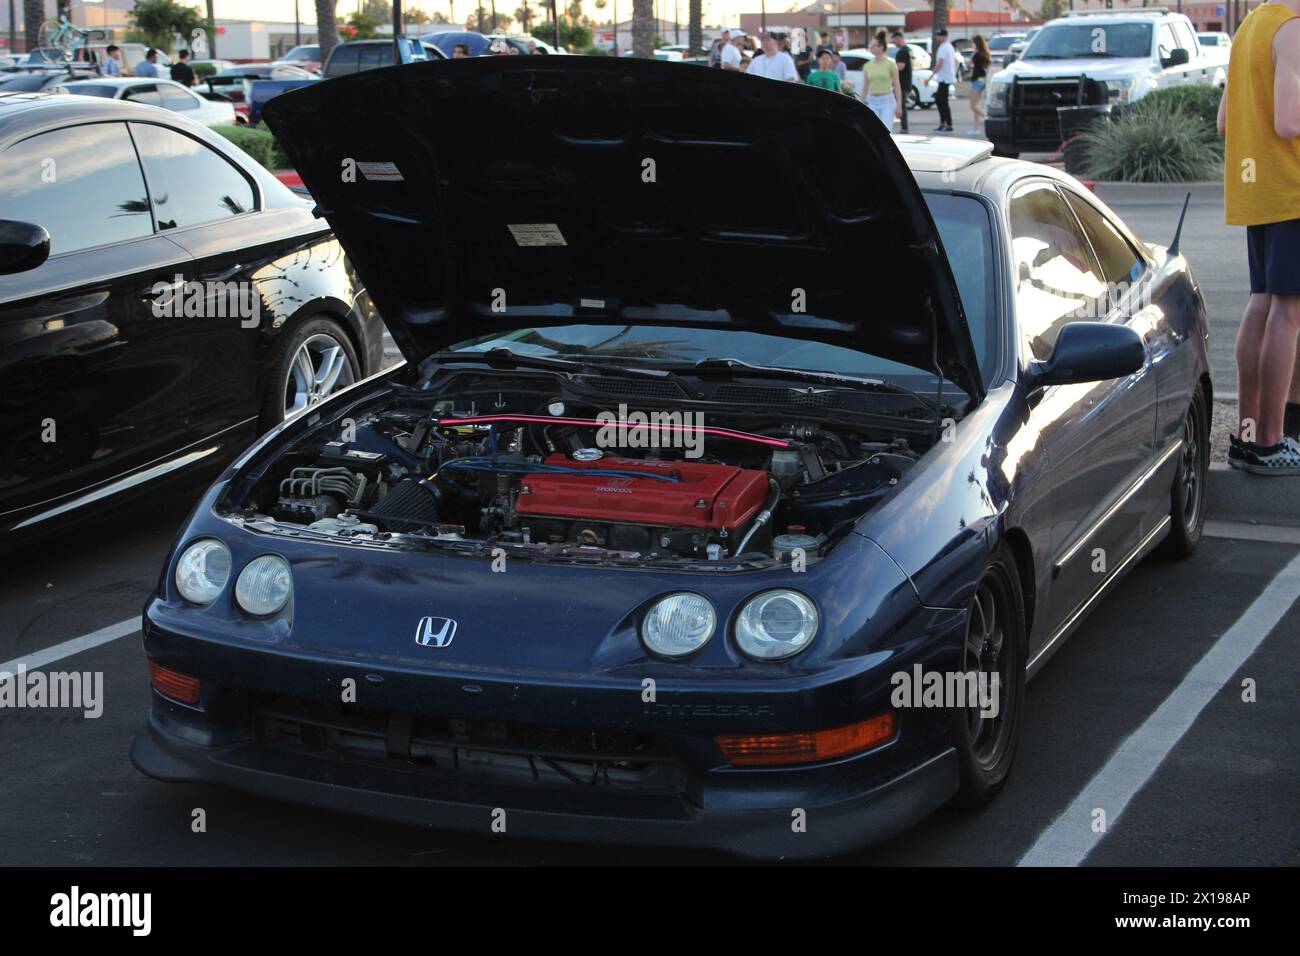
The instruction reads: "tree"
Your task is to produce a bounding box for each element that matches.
[631,0,653,58]
[1039,0,1067,19]
[531,20,592,48]
[931,0,948,52]
[362,0,390,21]
[688,0,700,56]
[316,0,338,63]
[127,0,206,53]
[346,11,385,39]
[515,5,532,30]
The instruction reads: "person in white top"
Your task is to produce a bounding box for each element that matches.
[720,34,743,71]
[928,27,958,132]
[746,33,799,81]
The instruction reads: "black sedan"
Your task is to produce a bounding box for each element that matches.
[129,59,1210,859]
[0,93,386,539]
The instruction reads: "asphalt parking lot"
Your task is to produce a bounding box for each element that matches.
[2,479,1296,866]
[2,101,1295,866]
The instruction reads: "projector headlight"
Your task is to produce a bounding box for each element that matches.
[641,593,716,659]
[175,539,231,605]
[735,590,819,661]
[235,554,293,616]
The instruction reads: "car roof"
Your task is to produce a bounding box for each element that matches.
[0,89,200,141]
[896,136,996,177]
[64,77,185,87]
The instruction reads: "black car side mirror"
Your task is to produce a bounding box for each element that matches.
[1162,47,1190,68]
[0,220,51,275]
[1029,321,1145,388]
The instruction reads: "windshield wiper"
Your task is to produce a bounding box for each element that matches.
[682,357,941,415]
[430,347,677,381]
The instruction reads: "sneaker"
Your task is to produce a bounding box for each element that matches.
[1286,401,1300,440]
[1227,434,1250,470]
[1242,436,1300,476]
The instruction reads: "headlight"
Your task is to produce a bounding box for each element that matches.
[641,593,716,659]
[986,80,1009,114]
[175,539,231,605]
[735,590,819,661]
[235,554,293,616]
[1104,77,1135,102]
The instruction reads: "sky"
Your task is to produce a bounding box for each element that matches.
[206,0,788,28]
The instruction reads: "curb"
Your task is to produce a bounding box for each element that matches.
[1206,463,1300,528]
[1091,181,1224,201]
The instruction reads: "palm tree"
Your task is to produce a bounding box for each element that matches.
[932,0,949,50]
[688,0,700,56]
[316,0,338,62]
[632,0,653,57]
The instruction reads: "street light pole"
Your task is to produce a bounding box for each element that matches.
[295,0,301,46]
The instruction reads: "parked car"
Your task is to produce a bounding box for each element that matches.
[421,31,491,58]
[987,32,1027,71]
[57,77,237,127]
[0,93,385,539]
[484,34,566,55]
[841,49,935,107]
[321,38,446,78]
[273,44,322,74]
[203,66,281,124]
[1196,31,1232,67]
[76,43,172,75]
[127,59,1211,860]
[985,10,1227,157]
[1003,27,1042,66]
[189,58,238,77]
[0,68,95,93]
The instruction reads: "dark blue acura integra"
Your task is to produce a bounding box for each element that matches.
[130,58,1211,858]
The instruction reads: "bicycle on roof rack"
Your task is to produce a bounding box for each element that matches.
[37,15,107,64]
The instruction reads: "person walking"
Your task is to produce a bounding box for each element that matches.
[891,32,913,133]
[929,28,957,132]
[965,35,991,136]
[170,49,195,88]
[102,44,123,77]
[746,32,799,81]
[1220,0,1300,473]
[135,49,160,78]
[720,33,742,71]
[805,48,842,91]
[862,30,903,130]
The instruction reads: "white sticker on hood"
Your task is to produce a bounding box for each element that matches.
[356,161,404,182]
[508,223,567,247]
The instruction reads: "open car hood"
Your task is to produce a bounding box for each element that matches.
[263,57,985,400]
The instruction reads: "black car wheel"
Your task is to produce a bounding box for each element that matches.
[1158,384,1209,559]
[260,317,360,431]
[951,547,1026,806]
[906,87,921,110]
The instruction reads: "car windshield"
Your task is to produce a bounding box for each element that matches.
[988,36,1023,51]
[448,193,998,390]
[283,46,319,60]
[1023,23,1153,59]
[64,84,117,97]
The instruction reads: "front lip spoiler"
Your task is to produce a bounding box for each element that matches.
[131,717,958,859]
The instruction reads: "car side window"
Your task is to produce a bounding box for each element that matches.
[159,85,198,110]
[129,123,256,230]
[360,44,390,70]
[1157,24,1178,59]
[329,46,361,75]
[1,122,153,256]
[1172,22,1198,53]
[123,84,162,106]
[1009,181,1107,363]
[1062,189,1147,294]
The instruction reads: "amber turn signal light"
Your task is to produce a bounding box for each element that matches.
[716,712,896,767]
[149,661,201,706]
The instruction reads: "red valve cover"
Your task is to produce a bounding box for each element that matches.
[515,454,769,531]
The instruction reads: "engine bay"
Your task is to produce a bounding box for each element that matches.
[222,370,937,568]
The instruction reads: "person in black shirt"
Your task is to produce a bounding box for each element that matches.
[890,31,913,133]
[170,49,195,88]
[966,35,991,136]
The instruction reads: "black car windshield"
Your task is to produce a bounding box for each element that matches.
[1024,23,1153,59]
[449,193,997,390]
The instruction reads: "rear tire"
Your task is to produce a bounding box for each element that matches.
[1157,384,1209,559]
[950,546,1027,808]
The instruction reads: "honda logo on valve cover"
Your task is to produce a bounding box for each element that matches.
[415,616,457,648]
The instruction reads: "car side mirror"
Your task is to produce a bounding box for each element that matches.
[1162,47,1190,68]
[0,220,51,275]
[1028,321,1145,388]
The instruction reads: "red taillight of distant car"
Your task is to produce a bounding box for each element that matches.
[716,712,897,767]
[149,661,201,705]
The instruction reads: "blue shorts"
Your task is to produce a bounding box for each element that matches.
[971,79,987,92]
[1247,217,1300,295]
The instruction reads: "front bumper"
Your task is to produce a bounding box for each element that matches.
[132,714,958,859]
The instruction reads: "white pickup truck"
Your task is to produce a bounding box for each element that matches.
[983,9,1226,157]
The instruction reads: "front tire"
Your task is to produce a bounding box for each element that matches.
[906,86,921,110]
[1157,384,1209,559]
[259,317,359,432]
[950,546,1027,807]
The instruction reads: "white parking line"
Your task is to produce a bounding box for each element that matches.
[0,618,139,674]
[1019,550,1300,866]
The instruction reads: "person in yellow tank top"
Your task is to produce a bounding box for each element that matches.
[1219,0,1300,473]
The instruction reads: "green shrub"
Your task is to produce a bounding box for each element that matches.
[1081,96,1222,182]
[1133,84,1223,129]
[211,124,291,171]
[193,62,217,79]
